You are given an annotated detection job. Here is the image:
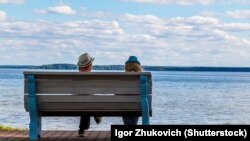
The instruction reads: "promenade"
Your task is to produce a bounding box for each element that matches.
[0,130,111,141]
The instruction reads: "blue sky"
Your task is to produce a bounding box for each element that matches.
[0,0,249,66]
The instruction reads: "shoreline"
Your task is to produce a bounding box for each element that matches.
[1,65,250,72]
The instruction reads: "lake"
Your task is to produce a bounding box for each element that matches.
[0,68,250,130]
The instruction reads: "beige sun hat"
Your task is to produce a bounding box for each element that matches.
[77,53,95,67]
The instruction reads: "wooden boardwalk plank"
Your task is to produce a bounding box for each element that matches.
[5,131,25,141]
[98,131,110,140]
[59,131,74,140]
[0,131,111,141]
[1,130,20,141]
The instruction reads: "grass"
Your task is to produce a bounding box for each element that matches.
[0,125,27,131]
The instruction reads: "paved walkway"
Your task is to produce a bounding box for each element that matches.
[0,130,111,141]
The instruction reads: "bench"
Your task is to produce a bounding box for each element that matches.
[23,71,152,141]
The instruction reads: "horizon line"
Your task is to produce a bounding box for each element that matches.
[0,64,250,68]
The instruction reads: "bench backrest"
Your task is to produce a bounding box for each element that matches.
[24,71,152,116]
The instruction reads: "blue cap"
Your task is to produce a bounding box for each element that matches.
[125,56,140,65]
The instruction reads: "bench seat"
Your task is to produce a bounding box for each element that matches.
[24,71,152,141]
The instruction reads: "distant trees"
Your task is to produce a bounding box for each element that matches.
[31,64,77,70]
[31,65,170,71]
[1,64,250,72]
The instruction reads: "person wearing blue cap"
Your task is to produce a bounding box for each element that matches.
[123,56,143,125]
[124,56,142,72]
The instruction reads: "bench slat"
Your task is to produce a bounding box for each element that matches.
[26,80,140,87]
[24,77,152,94]
[39,111,144,116]
[24,72,152,94]
[23,71,151,76]
[25,95,148,102]
[33,87,142,94]
[25,74,145,81]
[24,95,152,111]
[38,103,141,110]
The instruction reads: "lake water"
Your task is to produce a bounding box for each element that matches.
[0,68,250,130]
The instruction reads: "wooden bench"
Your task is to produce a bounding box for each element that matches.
[24,71,152,141]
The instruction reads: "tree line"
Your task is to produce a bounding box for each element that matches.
[1,64,250,72]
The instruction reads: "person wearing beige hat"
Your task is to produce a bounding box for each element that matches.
[77,53,102,137]
[77,53,95,72]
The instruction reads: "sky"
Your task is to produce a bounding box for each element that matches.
[0,0,250,66]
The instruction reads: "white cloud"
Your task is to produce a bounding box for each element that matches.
[0,10,7,21]
[47,5,76,15]
[0,20,124,37]
[0,19,126,65]
[48,5,76,15]
[0,0,24,4]
[122,0,215,5]
[122,13,163,23]
[221,23,250,32]
[122,0,250,5]
[0,12,250,66]
[226,10,250,19]
[35,5,76,15]
[118,14,250,66]
[81,11,113,19]
[170,16,219,25]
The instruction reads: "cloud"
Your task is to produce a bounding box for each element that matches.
[221,23,250,32]
[120,14,250,36]
[0,0,24,4]
[35,5,76,15]
[80,11,113,19]
[122,13,163,24]
[47,5,76,15]
[122,0,214,5]
[119,14,250,66]
[0,10,7,21]
[121,0,249,5]
[0,19,126,65]
[0,12,250,66]
[226,10,250,19]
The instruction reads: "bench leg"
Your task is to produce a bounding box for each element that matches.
[140,75,150,125]
[29,109,41,140]
[28,75,41,141]
[29,113,40,141]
